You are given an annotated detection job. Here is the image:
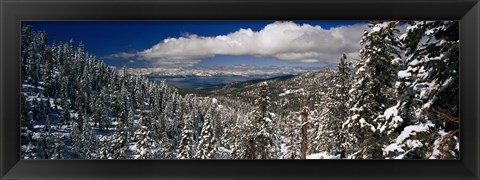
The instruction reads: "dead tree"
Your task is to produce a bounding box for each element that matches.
[249,139,255,159]
[300,106,308,159]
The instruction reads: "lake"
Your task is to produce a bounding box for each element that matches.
[150,75,277,89]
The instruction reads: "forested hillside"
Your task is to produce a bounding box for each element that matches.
[21,21,459,159]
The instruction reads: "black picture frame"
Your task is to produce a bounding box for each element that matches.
[1,0,479,179]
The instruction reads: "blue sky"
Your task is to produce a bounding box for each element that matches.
[23,21,369,70]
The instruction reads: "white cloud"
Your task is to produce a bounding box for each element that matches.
[112,21,371,67]
[104,52,136,59]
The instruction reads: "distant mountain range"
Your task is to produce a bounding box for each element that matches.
[125,64,329,78]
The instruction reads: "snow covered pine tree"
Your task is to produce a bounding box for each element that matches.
[345,21,403,159]
[243,82,280,159]
[195,108,217,159]
[383,21,459,159]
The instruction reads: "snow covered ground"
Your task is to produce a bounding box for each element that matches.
[306,152,340,159]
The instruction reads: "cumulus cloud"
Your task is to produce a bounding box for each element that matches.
[111,21,371,67]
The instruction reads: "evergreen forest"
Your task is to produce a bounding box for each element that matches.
[21,21,459,159]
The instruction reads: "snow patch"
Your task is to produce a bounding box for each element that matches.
[384,121,435,157]
[409,59,419,66]
[384,143,404,153]
[396,122,434,143]
[384,106,397,120]
[279,88,304,97]
[306,152,337,159]
[398,70,411,79]
[218,147,232,154]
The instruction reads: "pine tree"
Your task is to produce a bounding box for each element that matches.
[135,111,158,159]
[384,21,459,159]
[228,120,250,159]
[42,114,53,159]
[126,104,135,142]
[42,45,54,97]
[90,93,101,128]
[307,104,321,154]
[33,119,49,159]
[51,132,64,159]
[195,108,217,159]
[345,21,402,159]
[21,25,34,82]
[314,54,352,158]
[70,116,83,159]
[176,112,195,159]
[157,113,175,159]
[81,115,100,159]
[59,93,71,126]
[20,93,34,144]
[283,112,301,159]
[99,88,111,131]
[299,106,308,159]
[36,133,48,159]
[110,112,129,159]
[243,82,279,159]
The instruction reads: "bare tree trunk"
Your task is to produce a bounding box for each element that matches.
[249,140,255,159]
[300,107,308,159]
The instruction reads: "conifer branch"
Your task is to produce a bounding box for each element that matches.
[431,107,460,124]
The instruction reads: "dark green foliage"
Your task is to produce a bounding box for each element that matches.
[346,21,403,159]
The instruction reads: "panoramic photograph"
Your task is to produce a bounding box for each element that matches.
[20,20,459,159]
